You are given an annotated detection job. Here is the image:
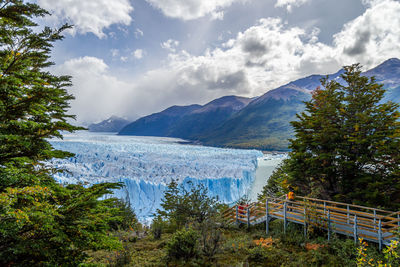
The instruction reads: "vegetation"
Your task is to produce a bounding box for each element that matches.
[165,227,199,262]
[88,215,400,266]
[156,179,221,230]
[1,1,399,265]
[0,1,129,265]
[261,64,400,209]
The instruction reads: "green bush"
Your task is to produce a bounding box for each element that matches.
[107,199,139,231]
[247,246,269,263]
[165,228,199,261]
[198,219,223,259]
[151,215,164,240]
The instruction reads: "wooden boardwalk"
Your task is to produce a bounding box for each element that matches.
[222,196,400,250]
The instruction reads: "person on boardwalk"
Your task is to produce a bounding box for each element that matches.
[286,186,295,211]
[287,186,295,201]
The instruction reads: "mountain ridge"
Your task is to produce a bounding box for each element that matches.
[117,58,400,150]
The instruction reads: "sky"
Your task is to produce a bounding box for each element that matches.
[33,0,400,124]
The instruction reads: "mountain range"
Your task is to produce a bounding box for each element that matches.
[88,116,130,132]
[119,96,253,140]
[102,58,400,150]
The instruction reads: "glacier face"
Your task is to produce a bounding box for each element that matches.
[49,132,263,221]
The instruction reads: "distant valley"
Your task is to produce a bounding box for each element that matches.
[94,58,400,151]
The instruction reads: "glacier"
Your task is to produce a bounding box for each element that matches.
[49,132,264,221]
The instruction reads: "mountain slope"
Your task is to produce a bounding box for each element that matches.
[167,96,253,139]
[88,116,130,132]
[364,58,400,103]
[119,96,253,138]
[119,104,201,136]
[199,86,312,150]
[119,58,400,150]
[199,58,400,150]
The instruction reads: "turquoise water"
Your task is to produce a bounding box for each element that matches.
[249,155,286,201]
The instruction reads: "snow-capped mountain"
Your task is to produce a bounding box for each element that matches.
[88,116,130,132]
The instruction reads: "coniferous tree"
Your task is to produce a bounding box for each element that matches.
[0,1,123,265]
[285,64,400,208]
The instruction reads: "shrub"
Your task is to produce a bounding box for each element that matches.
[157,180,219,229]
[247,245,269,263]
[198,219,223,259]
[165,228,199,261]
[107,199,139,231]
[151,215,164,240]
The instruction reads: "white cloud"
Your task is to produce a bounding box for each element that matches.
[133,49,144,59]
[134,28,144,38]
[275,0,310,12]
[54,57,134,123]
[110,49,120,57]
[333,0,400,68]
[38,0,133,38]
[59,0,400,123]
[145,0,245,20]
[161,39,180,52]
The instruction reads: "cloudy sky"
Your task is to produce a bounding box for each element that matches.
[35,0,400,124]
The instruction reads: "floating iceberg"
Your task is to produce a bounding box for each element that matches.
[49,132,263,221]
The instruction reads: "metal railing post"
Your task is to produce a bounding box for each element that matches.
[378,219,382,251]
[266,199,269,234]
[304,206,307,238]
[247,206,250,228]
[397,213,400,227]
[353,215,358,244]
[236,206,239,225]
[284,201,287,234]
[328,209,331,242]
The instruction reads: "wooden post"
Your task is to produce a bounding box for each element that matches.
[247,206,250,228]
[324,201,326,215]
[353,215,358,244]
[378,219,382,251]
[327,209,331,242]
[397,213,400,227]
[347,205,350,224]
[373,210,376,229]
[284,201,287,234]
[304,206,307,238]
[236,205,239,225]
[266,199,269,234]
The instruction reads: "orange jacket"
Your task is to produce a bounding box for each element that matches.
[288,191,295,200]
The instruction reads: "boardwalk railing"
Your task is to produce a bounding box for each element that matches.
[222,196,400,250]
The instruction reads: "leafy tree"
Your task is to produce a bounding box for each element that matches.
[107,199,139,231]
[0,1,124,265]
[156,180,220,229]
[276,64,399,208]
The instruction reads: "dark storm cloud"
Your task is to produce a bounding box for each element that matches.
[343,30,371,56]
[242,38,269,57]
[206,70,249,91]
[245,60,267,67]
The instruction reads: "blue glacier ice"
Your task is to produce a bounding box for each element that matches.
[49,132,264,221]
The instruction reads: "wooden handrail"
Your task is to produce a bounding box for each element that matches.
[221,194,399,248]
[296,196,393,214]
